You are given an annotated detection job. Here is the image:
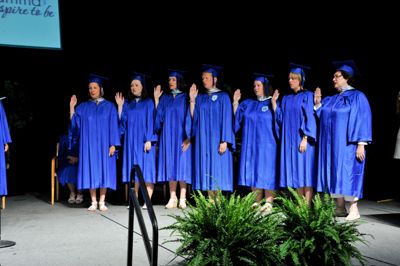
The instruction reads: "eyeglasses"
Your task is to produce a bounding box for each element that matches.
[333,74,343,79]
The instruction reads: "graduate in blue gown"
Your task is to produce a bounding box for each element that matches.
[57,133,83,204]
[233,74,278,207]
[271,64,317,205]
[154,70,192,209]
[69,74,120,211]
[0,99,11,197]
[115,72,157,209]
[314,61,372,221]
[188,65,235,198]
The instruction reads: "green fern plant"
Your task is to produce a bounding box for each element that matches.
[163,191,284,266]
[275,188,368,266]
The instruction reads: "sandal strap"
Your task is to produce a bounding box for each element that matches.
[179,199,187,209]
[88,201,98,211]
[165,198,178,209]
[99,201,108,211]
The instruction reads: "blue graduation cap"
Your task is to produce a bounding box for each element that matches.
[254,73,273,84]
[202,64,223,77]
[88,73,108,86]
[168,69,186,79]
[289,63,311,86]
[332,60,359,78]
[131,71,149,82]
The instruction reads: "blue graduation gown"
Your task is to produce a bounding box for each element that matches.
[275,90,317,188]
[235,98,278,190]
[120,98,157,183]
[189,91,235,191]
[70,100,120,190]
[0,101,11,196]
[316,89,372,199]
[57,134,78,186]
[155,93,192,183]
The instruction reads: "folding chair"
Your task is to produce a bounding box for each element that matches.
[50,143,59,207]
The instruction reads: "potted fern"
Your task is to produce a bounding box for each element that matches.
[275,188,367,266]
[164,191,284,265]
[164,188,368,266]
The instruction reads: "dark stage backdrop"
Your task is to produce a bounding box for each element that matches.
[0,2,399,201]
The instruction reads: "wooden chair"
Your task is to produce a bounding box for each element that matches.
[50,143,59,207]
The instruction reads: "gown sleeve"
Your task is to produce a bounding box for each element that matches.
[155,96,165,134]
[234,100,247,133]
[300,91,317,140]
[0,101,11,145]
[220,93,236,150]
[348,91,372,144]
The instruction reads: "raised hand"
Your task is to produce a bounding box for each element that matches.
[70,95,78,119]
[115,92,125,107]
[154,85,163,101]
[271,89,280,111]
[70,95,77,109]
[272,90,279,102]
[233,89,241,104]
[189,83,198,101]
[314,87,322,106]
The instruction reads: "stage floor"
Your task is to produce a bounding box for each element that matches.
[1,194,400,265]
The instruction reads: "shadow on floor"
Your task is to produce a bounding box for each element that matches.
[365,213,400,227]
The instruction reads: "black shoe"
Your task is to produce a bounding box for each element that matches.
[335,208,348,217]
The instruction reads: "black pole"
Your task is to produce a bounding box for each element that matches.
[0,205,16,248]
[126,165,158,266]
[136,166,158,266]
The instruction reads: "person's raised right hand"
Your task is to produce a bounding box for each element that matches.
[271,90,280,111]
[70,95,77,109]
[272,90,279,103]
[154,85,163,101]
[314,87,322,106]
[189,83,198,101]
[115,92,125,107]
[233,89,241,104]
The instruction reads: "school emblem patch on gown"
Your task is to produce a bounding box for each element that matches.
[262,106,268,112]
[211,95,218,101]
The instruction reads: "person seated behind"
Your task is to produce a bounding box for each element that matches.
[57,133,83,204]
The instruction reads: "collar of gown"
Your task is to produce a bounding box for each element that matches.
[91,97,104,104]
[257,96,271,102]
[207,88,221,95]
[339,85,355,93]
[171,89,183,95]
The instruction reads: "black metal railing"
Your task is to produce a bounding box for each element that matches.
[127,165,158,266]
